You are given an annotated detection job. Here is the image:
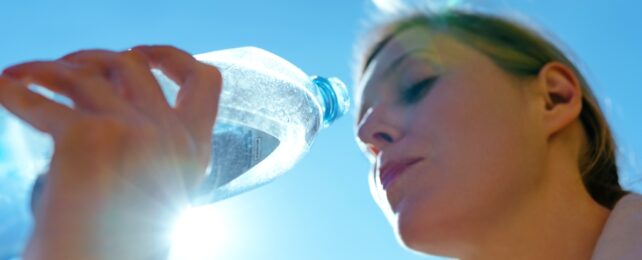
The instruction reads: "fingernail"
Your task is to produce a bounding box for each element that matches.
[2,66,19,76]
[2,63,28,77]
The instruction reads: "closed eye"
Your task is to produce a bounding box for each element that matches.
[401,76,439,104]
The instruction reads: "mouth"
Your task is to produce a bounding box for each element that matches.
[378,157,424,190]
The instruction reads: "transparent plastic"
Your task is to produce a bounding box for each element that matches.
[0,47,349,258]
[158,47,350,203]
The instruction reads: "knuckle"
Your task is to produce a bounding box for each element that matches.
[68,49,123,65]
[58,117,128,151]
[61,49,116,63]
[197,65,223,90]
[200,64,222,81]
[62,50,128,79]
[9,61,44,72]
[155,45,186,55]
[72,64,102,79]
[73,117,129,137]
[59,116,166,153]
[39,61,77,87]
[66,66,107,92]
[111,53,132,69]
[60,49,101,60]
[135,45,183,57]
[155,45,196,64]
[120,50,149,69]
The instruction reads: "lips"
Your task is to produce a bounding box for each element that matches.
[379,157,424,190]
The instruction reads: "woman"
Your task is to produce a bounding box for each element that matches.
[0,8,639,260]
[353,9,641,259]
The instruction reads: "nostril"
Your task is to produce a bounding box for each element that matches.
[367,144,381,156]
[374,132,394,143]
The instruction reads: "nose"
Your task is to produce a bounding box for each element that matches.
[356,106,403,155]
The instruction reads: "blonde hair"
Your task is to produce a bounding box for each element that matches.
[355,9,628,209]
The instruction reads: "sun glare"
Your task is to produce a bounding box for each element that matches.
[169,205,232,260]
[372,0,404,13]
[372,0,465,13]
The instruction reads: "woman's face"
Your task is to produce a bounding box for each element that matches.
[355,27,548,253]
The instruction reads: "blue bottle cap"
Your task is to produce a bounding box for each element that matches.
[311,76,350,128]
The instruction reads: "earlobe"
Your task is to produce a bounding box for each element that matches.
[537,62,583,135]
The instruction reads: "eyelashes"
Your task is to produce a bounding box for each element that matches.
[356,75,440,121]
[401,76,440,104]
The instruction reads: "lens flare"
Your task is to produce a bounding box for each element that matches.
[169,205,231,259]
[372,0,466,13]
[372,0,405,13]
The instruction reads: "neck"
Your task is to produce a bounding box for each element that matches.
[459,142,611,260]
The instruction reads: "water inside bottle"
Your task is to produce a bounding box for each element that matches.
[203,121,280,194]
[154,63,319,203]
[192,106,307,203]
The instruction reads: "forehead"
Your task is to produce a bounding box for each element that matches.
[355,26,498,121]
[357,25,489,93]
[369,24,488,77]
[369,26,441,72]
[356,27,453,103]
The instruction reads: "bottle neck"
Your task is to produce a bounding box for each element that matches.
[312,76,341,128]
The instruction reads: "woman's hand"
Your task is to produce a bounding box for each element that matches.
[0,46,222,260]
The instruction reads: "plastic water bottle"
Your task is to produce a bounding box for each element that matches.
[0,46,349,205]
[160,47,351,203]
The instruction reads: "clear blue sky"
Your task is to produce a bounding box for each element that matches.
[0,0,641,259]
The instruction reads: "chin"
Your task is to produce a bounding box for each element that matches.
[394,200,460,258]
[396,214,435,253]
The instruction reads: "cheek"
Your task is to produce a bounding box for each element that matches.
[395,79,547,240]
[418,77,543,192]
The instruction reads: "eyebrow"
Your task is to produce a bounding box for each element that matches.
[381,49,436,79]
[357,50,440,122]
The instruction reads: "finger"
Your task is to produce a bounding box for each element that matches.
[61,50,173,121]
[3,61,133,115]
[0,76,82,135]
[132,45,222,142]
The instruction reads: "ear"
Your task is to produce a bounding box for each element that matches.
[536,62,583,136]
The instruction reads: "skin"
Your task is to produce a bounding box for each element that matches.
[0,27,610,259]
[355,26,610,259]
[0,46,222,259]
